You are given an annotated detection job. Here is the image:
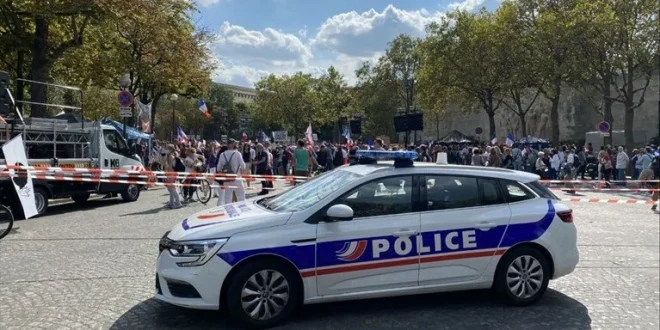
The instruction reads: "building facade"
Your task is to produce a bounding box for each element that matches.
[216,83,257,103]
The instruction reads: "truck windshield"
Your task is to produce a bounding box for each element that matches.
[103,129,129,155]
[259,170,362,213]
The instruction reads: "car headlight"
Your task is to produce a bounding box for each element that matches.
[167,238,228,267]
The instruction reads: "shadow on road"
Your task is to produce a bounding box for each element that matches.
[37,198,124,218]
[109,289,591,330]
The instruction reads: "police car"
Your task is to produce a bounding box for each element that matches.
[156,150,578,329]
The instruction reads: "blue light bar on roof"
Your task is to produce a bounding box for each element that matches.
[356,150,419,160]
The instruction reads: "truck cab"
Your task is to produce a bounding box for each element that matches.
[0,117,145,218]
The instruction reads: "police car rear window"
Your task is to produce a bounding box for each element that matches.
[526,181,559,200]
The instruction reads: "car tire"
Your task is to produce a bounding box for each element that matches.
[34,187,49,216]
[225,259,301,329]
[71,193,91,204]
[494,246,550,306]
[120,184,140,202]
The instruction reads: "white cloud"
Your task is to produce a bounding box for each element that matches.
[312,5,445,57]
[195,0,222,8]
[211,5,453,87]
[214,22,312,67]
[448,0,486,11]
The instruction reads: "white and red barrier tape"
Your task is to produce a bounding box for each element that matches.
[0,165,307,182]
[561,198,656,205]
[551,188,660,192]
[541,179,659,184]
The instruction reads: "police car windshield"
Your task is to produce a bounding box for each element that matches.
[260,170,362,212]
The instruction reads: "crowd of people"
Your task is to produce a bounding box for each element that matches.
[144,137,660,212]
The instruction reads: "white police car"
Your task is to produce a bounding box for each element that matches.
[156,150,578,329]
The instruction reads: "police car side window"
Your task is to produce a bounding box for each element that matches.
[479,178,504,206]
[338,176,413,218]
[501,180,535,203]
[426,176,480,210]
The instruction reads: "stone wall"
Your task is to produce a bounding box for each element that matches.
[420,77,660,145]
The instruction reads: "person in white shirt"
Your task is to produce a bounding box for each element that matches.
[216,139,246,206]
[615,146,629,183]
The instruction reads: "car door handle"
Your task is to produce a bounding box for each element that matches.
[393,229,417,237]
[474,221,497,230]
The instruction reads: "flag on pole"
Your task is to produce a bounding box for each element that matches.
[342,125,353,147]
[505,133,514,147]
[176,126,188,143]
[241,131,248,142]
[490,136,498,146]
[198,100,211,118]
[258,129,270,142]
[305,123,314,145]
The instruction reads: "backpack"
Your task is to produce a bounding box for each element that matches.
[652,156,660,177]
[221,151,237,174]
[173,157,185,172]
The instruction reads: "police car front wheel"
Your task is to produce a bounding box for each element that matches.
[225,259,301,329]
[494,246,550,306]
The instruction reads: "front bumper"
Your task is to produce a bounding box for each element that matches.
[154,250,232,310]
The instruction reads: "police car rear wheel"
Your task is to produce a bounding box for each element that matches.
[495,246,550,306]
[226,260,300,329]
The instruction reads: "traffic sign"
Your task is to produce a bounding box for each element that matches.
[119,107,132,118]
[475,127,483,135]
[117,91,134,107]
[597,121,610,133]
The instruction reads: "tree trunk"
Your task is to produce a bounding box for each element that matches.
[487,112,496,142]
[602,74,614,146]
[435,113,440,140]
[519,113,527,137]
[549,77,562,144]
[30,17,50,118]
[624,60,635,152]
[15,50,25,115]
[150,94,162,134]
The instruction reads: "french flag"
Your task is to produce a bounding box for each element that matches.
[176,126,188,143]
[198,100,211,118]
[343,125,353,147]
[505,133,514,147]
[490,136,498,146]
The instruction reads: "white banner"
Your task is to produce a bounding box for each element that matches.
[2,135,38,218]
[272,130,288,142]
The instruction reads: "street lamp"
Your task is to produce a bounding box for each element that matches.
[170,93,178,142]
[118,74,131,139]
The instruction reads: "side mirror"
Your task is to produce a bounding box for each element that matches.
[325,204,354,222]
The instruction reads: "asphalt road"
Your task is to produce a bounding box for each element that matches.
[0,186,658,330]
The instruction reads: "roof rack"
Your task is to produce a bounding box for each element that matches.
[354,150,418,168]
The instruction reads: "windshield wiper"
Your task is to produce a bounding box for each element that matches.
[258,195,277,210]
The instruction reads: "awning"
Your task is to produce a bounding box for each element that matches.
[101,119,151,141]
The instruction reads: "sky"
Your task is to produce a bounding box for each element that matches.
[193,0,502,88]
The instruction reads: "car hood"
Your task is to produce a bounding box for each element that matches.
[166,200,292,241]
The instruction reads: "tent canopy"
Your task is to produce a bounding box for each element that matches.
[517,136,549,144]
[101,119,151,141]
[437,130,475,144]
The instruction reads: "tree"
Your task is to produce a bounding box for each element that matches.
[496,1,544,137]
[314,66,352,141]
[515,0,582,144]
[419,9,511,139]
[252,73,325,139]
[351,60,401,140]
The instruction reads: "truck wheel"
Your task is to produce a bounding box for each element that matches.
[71,193,91,204]
[121,184,140,202]
[34,187,49,216]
